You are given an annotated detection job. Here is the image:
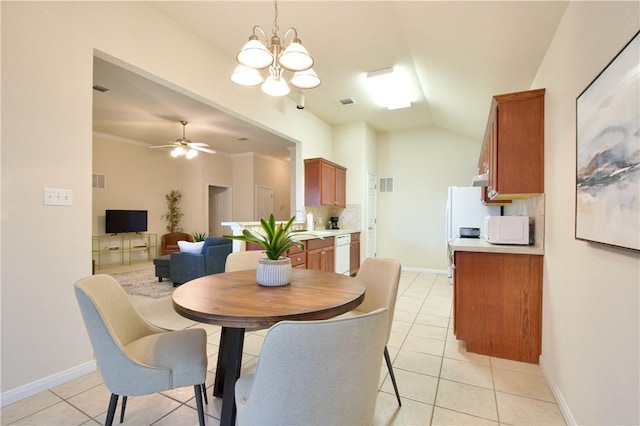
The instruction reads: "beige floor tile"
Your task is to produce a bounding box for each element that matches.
[66,383,112,418]
[394,310,418,323]
[373,391,433,425]
[94,393,180,425]
[241,333,265,356]
[419,304,451,318]
[496,392,566,425]
[443,339,491,366]
[381,368,438,404]
[415,313,450,328]
[394,348,443,377]
[388,330,408,348]
[391,319,413,336]
[9,401,91,425]
[441,358,494,389]
[435,379,498,421]
[152,404,215,426]
[491,357,543,375]
[402,334,446,357]
[50,370,103,400]
[493,368,555,402]
[395,297,424,314]
[431,406,499,425]
[0,391,63,425]
[409,323,448,340]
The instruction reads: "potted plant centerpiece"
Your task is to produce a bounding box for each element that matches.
[224,214,306,287]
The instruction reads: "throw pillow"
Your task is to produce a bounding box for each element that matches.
[178,240,205,254]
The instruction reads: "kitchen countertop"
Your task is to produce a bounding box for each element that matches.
[449,238,544,256]
[221,221,359,241]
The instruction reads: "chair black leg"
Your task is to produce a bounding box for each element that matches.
[194,384,206,426]
[384,346,402,406]
[201,382,208,405]
[105,394,119,426]
[119,396,127,423]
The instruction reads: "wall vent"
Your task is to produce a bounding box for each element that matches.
[379,177,394,193]
[92,84,110,93]
[92,173,106,189]
[339,97,356,106]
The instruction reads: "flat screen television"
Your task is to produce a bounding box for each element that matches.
[105,210,148,234]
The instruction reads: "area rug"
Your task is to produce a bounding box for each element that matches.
[110,268,174,299]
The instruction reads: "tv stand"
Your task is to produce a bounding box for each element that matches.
[92,233,157,270]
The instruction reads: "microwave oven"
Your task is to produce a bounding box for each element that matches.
[484,216,532,245]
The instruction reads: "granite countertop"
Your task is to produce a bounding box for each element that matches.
[449,238,544,256]
[221,221,359,241]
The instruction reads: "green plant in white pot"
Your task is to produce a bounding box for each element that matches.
[224,214,306,287]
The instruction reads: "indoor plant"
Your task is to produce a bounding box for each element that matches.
[192,231,208,242]
[224,214,306,286]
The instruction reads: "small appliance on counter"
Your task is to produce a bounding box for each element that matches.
[485,216,533,245]
[329,217,339,229]
[459,227,481,238]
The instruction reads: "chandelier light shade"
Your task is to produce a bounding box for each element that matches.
[231,0,320,97]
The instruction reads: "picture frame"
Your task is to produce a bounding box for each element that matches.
[575,30,640,252]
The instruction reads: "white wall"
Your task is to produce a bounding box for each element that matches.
[1,1,332,398]
[531,2,640,424]
[376,126,481,270]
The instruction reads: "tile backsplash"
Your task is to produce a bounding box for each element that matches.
[304,204,362,231]
[504,194,545,248]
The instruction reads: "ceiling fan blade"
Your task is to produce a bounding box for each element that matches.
[149,144,177,149]
[192,146,216,154]
[188,142,210,147]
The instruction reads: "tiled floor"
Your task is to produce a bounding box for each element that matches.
[1,269,566,425]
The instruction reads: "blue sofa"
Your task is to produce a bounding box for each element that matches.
[169,237,232,285]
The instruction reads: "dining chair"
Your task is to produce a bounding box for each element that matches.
[224,250,265,272]
[344,256,403,406]
[234,308,389,425]
[74,274,208,426]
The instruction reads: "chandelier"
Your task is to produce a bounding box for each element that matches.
[231,0,320,96]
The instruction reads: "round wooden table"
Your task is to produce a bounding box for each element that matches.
[172,268,365,426]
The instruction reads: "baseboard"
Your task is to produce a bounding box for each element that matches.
[0,361,96,408]
[540,355,576,425]
[401,266,448,275]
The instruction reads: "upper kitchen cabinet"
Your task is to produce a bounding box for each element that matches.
[304,158,347,207]
[482,88,545,201]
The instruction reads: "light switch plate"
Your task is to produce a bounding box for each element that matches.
[43,188,73,206]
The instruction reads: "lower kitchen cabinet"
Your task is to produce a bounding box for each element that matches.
[287,244,307,269]
[306,236,335,272]
[453,250,542,363]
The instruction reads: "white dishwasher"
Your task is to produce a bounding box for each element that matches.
[334,233,351,275]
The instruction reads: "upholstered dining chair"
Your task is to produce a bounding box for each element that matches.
[342,256,403,406]
[74,274,208,426]
[235,308,389,425]
[224,250,265,272]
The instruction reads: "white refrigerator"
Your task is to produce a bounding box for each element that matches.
[446,186,500,276]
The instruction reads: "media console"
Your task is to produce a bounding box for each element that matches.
[92,233,157,269]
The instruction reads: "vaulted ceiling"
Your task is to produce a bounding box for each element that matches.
[93,1,568,161]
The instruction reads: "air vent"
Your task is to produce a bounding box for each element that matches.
[92,84,110,92]
[339,98,356,106]
[379,177,394,193]
[92,173,106,189]
[237,137,249,141]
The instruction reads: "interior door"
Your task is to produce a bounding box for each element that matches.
[255,186,273,220]
[367,172,377,257]
[208,185,231,237]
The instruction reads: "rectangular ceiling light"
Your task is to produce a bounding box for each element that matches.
[365,67,412,110]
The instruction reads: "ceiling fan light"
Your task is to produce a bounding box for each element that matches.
[186,149,198,159]
[237,39,273,69]
[290,68,320,89]
[231,64,264,86]
[261,75,290,96]
[279,41,313,71]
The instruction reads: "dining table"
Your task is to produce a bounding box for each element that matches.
[172,268,366,426]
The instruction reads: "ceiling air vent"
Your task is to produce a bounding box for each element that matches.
[379,177,394,193]
[92,84,110,93]
[339,98,356,106]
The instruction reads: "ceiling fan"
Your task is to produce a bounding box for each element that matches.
[150,120,216,158]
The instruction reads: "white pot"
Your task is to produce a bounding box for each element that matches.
[256,257,292,287]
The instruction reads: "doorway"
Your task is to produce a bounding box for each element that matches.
[208,185,231,237]
[255,186,274,220]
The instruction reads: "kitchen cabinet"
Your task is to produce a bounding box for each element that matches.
[306,236,335,272]
[304,158,347,207]
[481,88,545,201]
[287,244,307,269]
[349,232,361,276]
[453,250,542,363]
